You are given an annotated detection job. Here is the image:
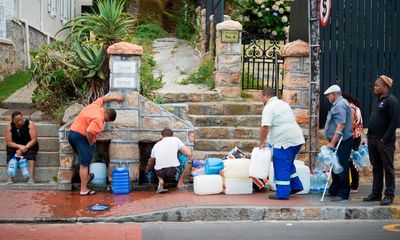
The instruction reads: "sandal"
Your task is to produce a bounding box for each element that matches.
[88,173,95,184]
[156,188,168,193]
[80,190,96,196]
[176,185,190,190]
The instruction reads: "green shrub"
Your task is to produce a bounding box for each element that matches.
[137,0,163,24]
[184,57,215,89]
[0,70,32,103]
[140,53,164,98]
[135,23,167,40]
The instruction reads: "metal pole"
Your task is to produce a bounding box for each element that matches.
[274,50,279,97]
[308,0,320,168]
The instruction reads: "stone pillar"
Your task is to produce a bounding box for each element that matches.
[214,20,242,99]
[200,9,207,55]
[106,42,143,182]
[281,40,311,162]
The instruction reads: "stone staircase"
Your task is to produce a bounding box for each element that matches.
[188,101,265,159]
[0,114,61,190]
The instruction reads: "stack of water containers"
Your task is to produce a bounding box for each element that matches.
[316,145,343,174]
[7,155,30,179]
[223,158,252,194]
[112,163,130,194]
[193,158,224,195]
[350,142,370,170]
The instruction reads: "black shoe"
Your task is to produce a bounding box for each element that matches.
[268,195,289,200]
[330,196,349,203]
[327,193,337,197]
[363,195,381,202]
[380,197,393,206]
[290,189,303,195]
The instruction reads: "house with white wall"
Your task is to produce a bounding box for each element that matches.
[0,0,93,81]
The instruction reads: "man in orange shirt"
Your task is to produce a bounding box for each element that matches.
[68,95,124,195]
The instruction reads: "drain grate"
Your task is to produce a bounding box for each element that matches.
[88,204,109,212]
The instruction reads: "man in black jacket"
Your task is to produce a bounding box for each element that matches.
[364,75,399,205]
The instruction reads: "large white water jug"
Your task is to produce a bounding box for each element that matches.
[268,161,310,194]
[224,178,253,195]
[89,162,107,185]
[194,175,223,195]
[223,158,250,179]
[249,147,272,179]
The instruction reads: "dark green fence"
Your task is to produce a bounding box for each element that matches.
[320,0,400,127]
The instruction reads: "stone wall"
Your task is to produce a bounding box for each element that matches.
[0,20,50,81]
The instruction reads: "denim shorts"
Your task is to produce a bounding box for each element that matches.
[68,131,96,167]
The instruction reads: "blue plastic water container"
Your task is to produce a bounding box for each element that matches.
[112,167,130,194]
[204,158,223,175]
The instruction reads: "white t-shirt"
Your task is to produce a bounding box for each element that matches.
[151,137,185,170]
[261,97,305,149]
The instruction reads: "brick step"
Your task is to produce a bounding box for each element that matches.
[0,121,60,137]
[0,137,60,152]
[189,115,261,127]
[192,150,250,160]
[188,101,264,115]
[0,102,34,110]
[0,166,59,183]
[194,139,259,152]
[0,109,55,122]
[0,151,59,167]
[154,91,223,103]
[196,126,260,139]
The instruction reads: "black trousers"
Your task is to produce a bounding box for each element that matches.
[329,137,354,199]
[368,137,396,200]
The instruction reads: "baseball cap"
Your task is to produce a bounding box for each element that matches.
[324,85,341,95]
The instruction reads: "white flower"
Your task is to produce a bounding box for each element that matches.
[266,7,270,11]
[279,8,284,14]
[257,12,263,17]
[283,26,290,34]
[271,30,277,36]
[243,16,250,22]
[254,0,265,4]
[285,6,291,12]
[281,16,288,23]
[261,4,265,8]
[272,4,279,11]
[252,9,258,14]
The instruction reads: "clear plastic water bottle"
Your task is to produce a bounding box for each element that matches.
[319,170,328,193]
[7,156,18,177]
[358,142,369,165]
[310,171,320,193]
[18,158,30,178]
[331,153,343,174]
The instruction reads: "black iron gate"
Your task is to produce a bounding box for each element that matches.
[241,34,284,95]
[320,0,400,127]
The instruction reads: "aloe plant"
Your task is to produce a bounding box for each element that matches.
[59,0,136,44]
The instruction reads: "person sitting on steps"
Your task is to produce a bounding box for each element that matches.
[5,111,39,184]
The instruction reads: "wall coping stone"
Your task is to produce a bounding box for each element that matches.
[107,42,143,55]
[282,39,310,57]
[216,20,242,31]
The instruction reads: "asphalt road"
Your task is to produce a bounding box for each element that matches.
[142,220,400,240]
[0,220,399,240]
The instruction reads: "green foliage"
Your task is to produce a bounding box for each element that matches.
[184,57,215,89]
[71,41,105,80]
[241,91,252,99]
[135,23,167,40]
[231,0,291,39]
[0,70,32,103]
[137,0,163,24]
[30,41,84,117]
[140,53,164,98]
[152,95,165,104]
[59,0,136,44]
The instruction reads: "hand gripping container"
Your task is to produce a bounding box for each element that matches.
[112,166,130,194]
[249,147,272,179]
[194,175,223,195]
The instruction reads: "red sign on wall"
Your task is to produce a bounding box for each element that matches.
[319,0,331,27]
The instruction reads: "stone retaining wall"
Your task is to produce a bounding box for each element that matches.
[0,20,50,81]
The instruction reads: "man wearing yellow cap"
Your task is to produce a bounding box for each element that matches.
[364,75,399,206]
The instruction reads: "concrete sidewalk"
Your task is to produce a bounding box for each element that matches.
[0,184,399,223]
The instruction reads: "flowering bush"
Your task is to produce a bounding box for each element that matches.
[236,0,291,39]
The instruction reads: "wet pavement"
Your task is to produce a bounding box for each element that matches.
[0,184,399,222]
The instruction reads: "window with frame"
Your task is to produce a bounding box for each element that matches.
[47,0,56,18]
[60,0,68,23]
[0,0,15,40]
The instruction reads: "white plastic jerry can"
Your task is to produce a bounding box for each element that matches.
[224,178,253,195]
[193,175,223,195]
